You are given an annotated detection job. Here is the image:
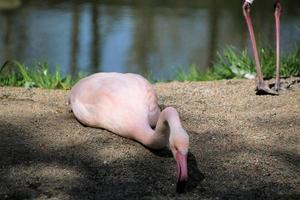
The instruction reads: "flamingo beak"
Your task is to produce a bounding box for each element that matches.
[176,151,188,193]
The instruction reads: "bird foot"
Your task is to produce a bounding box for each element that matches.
[256,83,279,95]
[272,82,286,92]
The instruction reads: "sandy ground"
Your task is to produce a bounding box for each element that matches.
[0,78,299,200]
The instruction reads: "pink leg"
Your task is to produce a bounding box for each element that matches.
[274,0,285,91]
[242,1,278,95]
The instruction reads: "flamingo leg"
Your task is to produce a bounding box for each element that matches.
[242,1,278,95]
[274,0,285,91]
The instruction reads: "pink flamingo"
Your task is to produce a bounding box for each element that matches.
[243,0,283,94]
[69,72,189,192]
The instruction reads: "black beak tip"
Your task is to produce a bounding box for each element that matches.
[176,180,187,193]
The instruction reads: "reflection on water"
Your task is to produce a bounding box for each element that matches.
[0,0,299,80]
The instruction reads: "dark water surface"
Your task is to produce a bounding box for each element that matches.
[0,0,299,80]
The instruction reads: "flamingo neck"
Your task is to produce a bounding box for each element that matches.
[136,107,182,149]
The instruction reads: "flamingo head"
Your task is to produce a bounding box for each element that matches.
[169,127,189,193]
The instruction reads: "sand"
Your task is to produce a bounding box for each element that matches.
[0,78,299,199]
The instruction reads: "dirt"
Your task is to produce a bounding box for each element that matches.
[0,78,299,200]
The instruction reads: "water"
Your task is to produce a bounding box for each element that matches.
[0,0,299,80]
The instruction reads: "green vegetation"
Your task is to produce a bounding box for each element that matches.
[0,47,299,89]
[0,61,83,89]
[176,47,300,81]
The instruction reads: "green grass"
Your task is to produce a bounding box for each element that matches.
[0,47,299,89]
[176,47,300,81]
[0,61,83,89]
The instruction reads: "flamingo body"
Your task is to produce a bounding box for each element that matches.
[70,73,159,138]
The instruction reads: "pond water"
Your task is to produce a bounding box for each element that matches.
[0,0,299,80]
